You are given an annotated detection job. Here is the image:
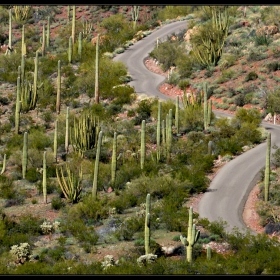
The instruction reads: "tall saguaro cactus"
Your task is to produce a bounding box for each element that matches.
[42,151,47,204]
[71,5,76,46]
[145,193,151,255]
[94,33,100,104]
[180,206,200,262]
[56,60,61,115]
[131,5,140,30]
[140,120,146,170]
[92,130,103,200]
[46,16,50,48]
[156,101,161,163]
[175,95,180,134]
[65,107,69,153]
[111,131,117,187]
[15,76,21,134]
[264,132,271,202]
[6,9,12,55]
[53,119,58,163]
[22,131,28,179]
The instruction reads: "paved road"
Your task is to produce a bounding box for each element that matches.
[113,20,280,234]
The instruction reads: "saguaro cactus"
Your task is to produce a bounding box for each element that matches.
[156,101,161,163]
[264,131,271,202]
[71,5,76,46]
[140,120,146,170]
[94,33,100,104]
[15,76,21,134]
[65,107,69,153]
[68,36,72,63]
[22,131,28,179]
[53,119,58,163]
[42,151,47,204]
[175,95,180,135]
[111,131,117,187]
[6,9,12,55]
[1,154,6,175]
[46,16,50,48]
[92,130,103,200]
[56,60,61,115]
[180,206,200,262]
[145,193,151,255]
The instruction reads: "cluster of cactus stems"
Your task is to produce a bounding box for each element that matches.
[264,131,271,202]
[82,18,93,41]
[180,206,200,262]
[141,120,146,169]
[70,109,100,158]
[166,109,173,161]
[13,5,31,23]
[92,130,103,200]
[145,193,151,255]
[191,6,229,68]
[56,163,83,203]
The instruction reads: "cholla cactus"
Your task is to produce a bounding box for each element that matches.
[137,253,157,267]
[10,242,31,264]
[40,220,60,235]
[101,255,119,270]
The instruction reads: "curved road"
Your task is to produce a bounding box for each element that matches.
[113,20,280,234]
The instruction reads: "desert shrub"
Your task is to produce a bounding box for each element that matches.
[244,71,258,82]
[266,61,280,72]
[149,40,185,72]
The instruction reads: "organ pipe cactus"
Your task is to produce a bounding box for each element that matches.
[140,120,146,169]
[70,109,100,157]
[20,50,42,112]
[22,131,28,179]
[42,151,47,204]
[92,130,103,200]
[180,206,200,262]
[56,163,83,203]
[145,193,151,255]
[264,131,271,202]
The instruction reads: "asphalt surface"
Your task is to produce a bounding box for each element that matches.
[113,20,280,235]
